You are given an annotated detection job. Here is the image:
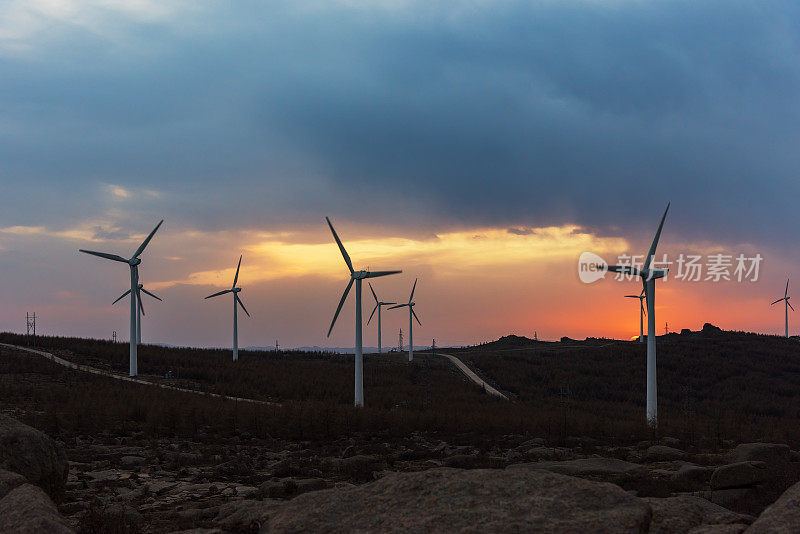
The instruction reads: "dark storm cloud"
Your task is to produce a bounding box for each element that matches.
[2,0,800,247]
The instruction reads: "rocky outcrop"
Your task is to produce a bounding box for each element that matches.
[644,496,753,533]
[671,464,712,492]
[644,445,686,462]
[732,444,790,468]
[0,414,68,502]
[711,462,769,490]
[512,457,647,479]
[0,469,26,500]
[0,483,74,533]
[746,481,800,533]
[264,467,653,532]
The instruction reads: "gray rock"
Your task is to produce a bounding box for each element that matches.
[645,445,686,462]
[746,481,800,533]
[214,499,282,532]
[264,467,652,532]
[0,414,69,502]
[0,469,26,500]
[511,457,647,479]
[672,464,713,492]
[0,483,73,533]
[644,495,753,533]
[120,455,145,467]
[731,444,790,468]
[711,462,769,490]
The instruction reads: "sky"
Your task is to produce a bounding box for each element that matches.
[1,0,800,348]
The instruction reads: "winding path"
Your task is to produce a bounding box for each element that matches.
[421,351,508,400]
[3,343,507,404]
[0,343,277,406]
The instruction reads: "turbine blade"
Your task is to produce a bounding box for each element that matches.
[389,303,408,310]
[786,278,790,298]
[607,265,640,276]
[236,294,250,317]
[112,289,131,305]
[79,250,128,263]
[367,303,378,325]
[365,270,402,278]
[369,282,379,304]
[624,295,640,298]
[233,255,242,287]
[643,202,670,271]
[411,307,421,326]
[789,301,795,312]
[205,289,233,299]
[140,287,162,301]
[326,217,354,274]
[138,292,145,316]
[133,220,164,259]
[382,302,397,305]
[327,278,354,337]
[771,298,785,306]
[409,277,418,302]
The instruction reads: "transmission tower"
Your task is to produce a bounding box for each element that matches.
[26,312,36,347]
[112,330,117,343]
[275,339,279,352]
[398,328,404,352]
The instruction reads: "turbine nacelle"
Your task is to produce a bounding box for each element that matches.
[352,270,369,280]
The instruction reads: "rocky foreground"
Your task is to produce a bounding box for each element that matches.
[3,414,800,533]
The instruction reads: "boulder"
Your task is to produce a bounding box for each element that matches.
[711,462,769,490]
[731,444,790,469]
[513,457,647,479]
[0,414,69,502]
[265,467,652,532]
[746,481,800,533]
[213,499,281,532]
[645,445,686,462]
[0,469,26,500]
[671,464,712,492]
[644,496,753,533]
[329,455,386,482]
[0,483,73,533]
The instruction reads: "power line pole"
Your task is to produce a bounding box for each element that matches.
[665,322,669,335]
[275,340,279,352]
[398,328,404,352]
[26,312,36,347]
[112,330,117,344]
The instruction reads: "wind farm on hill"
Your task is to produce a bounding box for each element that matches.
[4,203,800,532]
[4,2,800,531]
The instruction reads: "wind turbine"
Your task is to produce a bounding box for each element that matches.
[112,282,162,345]
[80,220,163,377]
[325,216,401,407]
[367,282,396,354]
[605,203,669,427]
[771,279,793,338]
[625,289,646,343]
[205,255,250,361]
[389,278,421,363]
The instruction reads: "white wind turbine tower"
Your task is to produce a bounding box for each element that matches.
[80,220,163,377]
[389,278,421,363]
[326,217,401,407]
[367,282,396,354]
[205,255,250,361]
[605,203,669,428]
[625,289,646,343]
[112,282,162,345]
[771,279,793,338]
